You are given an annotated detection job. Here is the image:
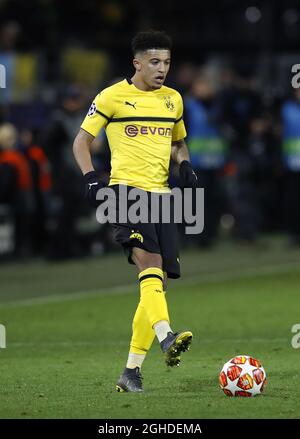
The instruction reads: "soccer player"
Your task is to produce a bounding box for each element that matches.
[73,30,198,392]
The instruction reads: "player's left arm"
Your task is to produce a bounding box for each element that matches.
[171,139,197,188]
[170,92,197,187]
[171,138,190,165]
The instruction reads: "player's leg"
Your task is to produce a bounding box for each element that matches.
[133,248,172,339]
[115,188,191,390]
[130,268,184,363]
[113,186,164,391]
[117,247,165,392]
[128,300,155,369]
[117,249,173,392]
[116,249,163,392]
[133,248,192,367]
[156,218,193,367]
[116,300,156,393]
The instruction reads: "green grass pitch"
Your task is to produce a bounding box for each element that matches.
[0,237,300,418]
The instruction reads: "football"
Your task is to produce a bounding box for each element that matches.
[219,355,267,397]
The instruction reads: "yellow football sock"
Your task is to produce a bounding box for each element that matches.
[138,267,170,328]
[129,268,170,357]
[129,301,155,355]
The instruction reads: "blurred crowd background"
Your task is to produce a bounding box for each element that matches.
[1,0,300,261]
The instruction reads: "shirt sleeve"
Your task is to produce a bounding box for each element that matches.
[172,93,187,142]
[80,90,114,137]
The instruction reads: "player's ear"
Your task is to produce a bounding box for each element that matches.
[133,58,142,72]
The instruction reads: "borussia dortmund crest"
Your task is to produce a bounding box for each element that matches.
[129,231,144,243]
[164,96,175,112]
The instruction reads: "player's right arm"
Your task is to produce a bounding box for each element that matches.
[73,128,96,175]
[73,128,106,207]
[73,90,114,175]
[73,90,114,206]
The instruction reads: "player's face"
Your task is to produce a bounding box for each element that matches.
[135,49,171,90]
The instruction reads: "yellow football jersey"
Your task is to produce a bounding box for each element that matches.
[81,78,186,192]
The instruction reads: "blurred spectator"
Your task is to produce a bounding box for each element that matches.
[216,69,267,242]
[42,84,89,259]
[19,128,52,255]
[0,123,34,257]
[174,62,197,95]
[184,72,227,247]
[216,68,262,148]
[225,113,276,243]
[247,115,281,233]
[281,88,300,245]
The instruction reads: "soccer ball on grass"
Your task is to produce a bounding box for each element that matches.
[219,355,267,397]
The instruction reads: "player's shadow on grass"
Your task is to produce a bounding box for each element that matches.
[159,377,215,394]
[180,381,214,393]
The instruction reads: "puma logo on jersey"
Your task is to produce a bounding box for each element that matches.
[125,101,137,109]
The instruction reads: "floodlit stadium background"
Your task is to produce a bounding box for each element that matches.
[1,0,300,258]
[1,0,300,419]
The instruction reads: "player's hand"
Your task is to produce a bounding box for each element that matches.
[179,161,198,188]
[83,171,106,208]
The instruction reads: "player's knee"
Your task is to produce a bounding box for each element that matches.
[132,247,162,271]
[139,253,162,271]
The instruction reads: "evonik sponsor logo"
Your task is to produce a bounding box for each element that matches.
[125,125,172,137]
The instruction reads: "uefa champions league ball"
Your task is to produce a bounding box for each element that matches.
[219,355,267,397]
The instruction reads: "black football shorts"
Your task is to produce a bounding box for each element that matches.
[109,185,180,279]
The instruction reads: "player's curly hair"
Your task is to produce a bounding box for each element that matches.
[131,30,172,55]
